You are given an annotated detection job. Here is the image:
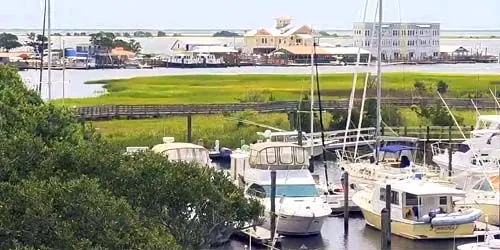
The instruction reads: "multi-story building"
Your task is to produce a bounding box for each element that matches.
[243,17,314,55]
[352,22,440,61]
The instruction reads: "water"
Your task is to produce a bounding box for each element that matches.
[213,162,478,250]
[18,63,500,100]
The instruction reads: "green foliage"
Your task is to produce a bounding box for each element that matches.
[213,31,241,37]
[123,32,131,37]
[133,31,153,37]
[26,33,48,54]
[236,90,275,103]
[65,32,71,36]
[411,103,463,126]
[437,80,449,94]
[157,31,167,37]
[0,33,22,52]
[0,65,262,249]
[89,32,142,52]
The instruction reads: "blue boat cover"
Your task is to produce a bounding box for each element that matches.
[380,145,416,153]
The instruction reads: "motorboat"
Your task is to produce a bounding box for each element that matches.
[457,232,500,250]
[229,142,331,236]
[455,174,500,225]
[338,136,443,191]
[165,53,226,68]
[123,58,153,69]
[65,56,96,69]
[353,179,483,239]
[149,137,213,167]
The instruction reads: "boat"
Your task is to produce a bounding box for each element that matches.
[457,231,500,250]
[353,179,483,239]
[65,56,96,69]
[166,53,226,68]
[124,58,153,69]
[229,142,332,236]
[455,174,500,225]
[147,137,213,167]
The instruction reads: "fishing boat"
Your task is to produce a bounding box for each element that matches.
[229,142,331,236]
[455,174,500,225]
[353,179,483,239]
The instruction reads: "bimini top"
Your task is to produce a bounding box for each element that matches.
[380,145,417,153]
[249,142,310,169]
[477,115,500,124]
[388,179,466,197]
[151,142,210,167]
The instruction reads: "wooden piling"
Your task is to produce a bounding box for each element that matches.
[381,184,391,249]
[297,129,303,146]
[187,115,192,143]
[426,126,430,143]
[343,173,349,234]
[270,170,277,242]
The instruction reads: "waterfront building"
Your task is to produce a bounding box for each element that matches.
[439,46,471,60]
[243,17,314,55]
[352,22,440,61]
[270,45,371,64]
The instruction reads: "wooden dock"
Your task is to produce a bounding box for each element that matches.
[74,98,498,121]
[233,226,282,249]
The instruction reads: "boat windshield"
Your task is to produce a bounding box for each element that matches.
[261,184,319,198]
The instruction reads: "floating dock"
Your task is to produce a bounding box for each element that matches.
[234,226,282,249]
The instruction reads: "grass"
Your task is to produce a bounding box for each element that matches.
[58,73,500,106]
[91,108,497,148]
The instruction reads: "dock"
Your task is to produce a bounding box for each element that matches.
[233,226,282,249]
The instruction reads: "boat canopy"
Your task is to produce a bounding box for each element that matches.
[249,142,309,169]
[380,145,417,153]
[151,142,210,166]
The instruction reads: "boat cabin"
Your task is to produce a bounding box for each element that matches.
[151,137,211,167]
[244,169,320,199]
[378,144,417,168]
[373,180,466,222]
[472,115,500,137]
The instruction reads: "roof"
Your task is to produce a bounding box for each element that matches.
[440,45,469,54]
[380,145,416,153]
[250,142,303,151]
[151,142,207,154]
[389,179,466,196]
[244,28,282,37]
[282,25,311,36]
[170,39,225,50]
[191,45,238,53]
[272,46,331,55]
[111,47,135,57]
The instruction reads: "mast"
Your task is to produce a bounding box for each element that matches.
[310,30,315,159]
[375,0,383,163]
[38,0,47,95]
[47,0,52,101]
[62,39,66,103]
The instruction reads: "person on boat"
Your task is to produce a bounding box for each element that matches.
[400,155,411,168]
[340,167,347,189]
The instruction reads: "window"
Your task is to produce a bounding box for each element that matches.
[405,193,419,206]
[433,52,439,57]
[294,147,306,164]
[265,147,276,164]
[391,191,400,205]
[262,184,319,197]
[279,147,294,165]
[380,188,386,201]
[479,181,494,192]
[278,38,282,44]
[439,196,448,206]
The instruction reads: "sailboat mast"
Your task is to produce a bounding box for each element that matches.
[375,0,383,163]
[47,0,52,101]
[310,32,315,158]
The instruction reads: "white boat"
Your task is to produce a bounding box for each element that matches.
[124,58,153,69]
[65,56,96,69]
[229,142,331,236]
[166,53,226,68]
[457,232,500,250]
[148,137,213,167]
[455,174,500,225]
[353,179,483,240]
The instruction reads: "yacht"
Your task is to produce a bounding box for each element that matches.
[65,56,96,69]
[229,142,331,236]
[457,232,500,250]
[123,58,153,69]
[353,179,483,240]
[166,53,226,68]
[456,174,500,225]
[147,137,213,167]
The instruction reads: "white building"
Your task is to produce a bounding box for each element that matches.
[243,17,314,55]
[352,22,440,61]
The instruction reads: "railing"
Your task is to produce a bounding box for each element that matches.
[75,98,499,121]
[382,126,474,140]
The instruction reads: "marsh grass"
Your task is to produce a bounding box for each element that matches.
[60,73,500,106]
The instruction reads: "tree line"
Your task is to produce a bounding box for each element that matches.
[0,65,262,249]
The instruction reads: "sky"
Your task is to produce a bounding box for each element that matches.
[1,0,499,30]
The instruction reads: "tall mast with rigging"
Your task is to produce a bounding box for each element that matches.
[47,0,52,101]
[375,0,383,163]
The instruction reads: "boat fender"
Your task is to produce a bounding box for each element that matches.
[430,208,482,226]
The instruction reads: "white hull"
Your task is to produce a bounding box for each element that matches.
[263,212,327,236]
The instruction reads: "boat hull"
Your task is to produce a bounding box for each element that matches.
[263,213,327,236]
[166,62,227,68]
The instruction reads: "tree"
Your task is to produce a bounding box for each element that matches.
[26,33,48,55]
[123,32,131,37]
[437,80,449,94]
[213,31,240,37]
[0,33,22,52]
[127,39,142,53]
[411,103,463,126]
[114,32,122,37]
[157,30,167,37]
[73,32,80,36]
[65,32,72,36]
[0,64,262,249]
[52,32,62,36]
[89,32,116,48]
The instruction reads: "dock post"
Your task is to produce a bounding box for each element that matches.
[270,170,277,244]
[187,114,192,143]
[448,126,453,177]
[297,129,303,146]
[343,173,349,234]
[381,184,391,249]
[426,126,430,143]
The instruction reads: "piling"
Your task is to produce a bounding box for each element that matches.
[297,130,303,146]
[270,170,277,243]
[343,173,349,234]
[448,126,453,177]
[187,115,192,143]
[381,184,391,249]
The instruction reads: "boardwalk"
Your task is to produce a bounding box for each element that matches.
[75,98,497,120]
